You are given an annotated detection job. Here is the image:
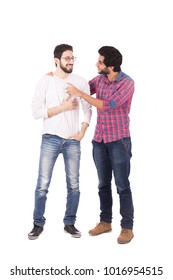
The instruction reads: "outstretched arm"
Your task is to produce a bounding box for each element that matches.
[66,83,103,110]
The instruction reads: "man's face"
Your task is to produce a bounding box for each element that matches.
[96,55,110,74]
[59,50,76,73]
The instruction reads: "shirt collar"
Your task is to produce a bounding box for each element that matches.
[102,71,123,82]
[115,71,123,81]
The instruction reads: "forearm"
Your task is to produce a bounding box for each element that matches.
[75,122,89,141]
[67,122,89,141]
[67,84,103,110]
[47,105,63,118]
[77,89,103,110]
[80,121,89,136]
[47,98,78,118]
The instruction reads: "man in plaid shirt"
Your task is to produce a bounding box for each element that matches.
[67,46,134,244]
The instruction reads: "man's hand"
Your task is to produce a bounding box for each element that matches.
[60,96,78,112]
[47,96,78,118]
[47,71,54,76]
[68,122,89,141]
[67,82,103,110]
[68,131,85,141]
[66,83,82,97]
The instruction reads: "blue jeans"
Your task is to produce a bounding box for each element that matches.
[92,138,134,229]
[33,134,81,227]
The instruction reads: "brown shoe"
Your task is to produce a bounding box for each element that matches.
[89,222,112,236]
[117,228,134,244]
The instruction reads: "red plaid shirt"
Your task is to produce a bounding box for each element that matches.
[89,71,134,143]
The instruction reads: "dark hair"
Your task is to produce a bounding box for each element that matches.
[54,44,73,59]
[98,46,122,72]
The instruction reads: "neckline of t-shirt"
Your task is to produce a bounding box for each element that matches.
[53,74,72,81]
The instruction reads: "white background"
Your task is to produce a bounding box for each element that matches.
[0,0,172,279]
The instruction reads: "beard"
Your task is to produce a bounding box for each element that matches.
[60,62,73,73]
[99,67,110,75]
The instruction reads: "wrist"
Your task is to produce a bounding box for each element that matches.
[78,90,83,98]
[57,104,63,114]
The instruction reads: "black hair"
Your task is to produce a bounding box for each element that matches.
[98,46,122,72]
[54,44,73,59]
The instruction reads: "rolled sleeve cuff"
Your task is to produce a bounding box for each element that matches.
[103,100,116,110]
[82,110,92,125]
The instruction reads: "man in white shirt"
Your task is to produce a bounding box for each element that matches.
[28,44,92,239]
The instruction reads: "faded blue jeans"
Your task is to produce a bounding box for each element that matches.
[92,138,134,229]
[33,134,81,227]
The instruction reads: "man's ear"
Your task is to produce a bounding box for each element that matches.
[108,66,114,72]
[54,57,59,66]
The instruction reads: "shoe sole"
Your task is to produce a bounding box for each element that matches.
[89,229,112,236]
[28,231,43,240]
[117,235,134,244]
[28,235,39,240]
[64,230,81,238]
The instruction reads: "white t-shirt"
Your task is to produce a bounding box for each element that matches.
[32,74,92,139]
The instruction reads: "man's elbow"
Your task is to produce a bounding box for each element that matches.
[110,100,116,109]
[32,110,42,120]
